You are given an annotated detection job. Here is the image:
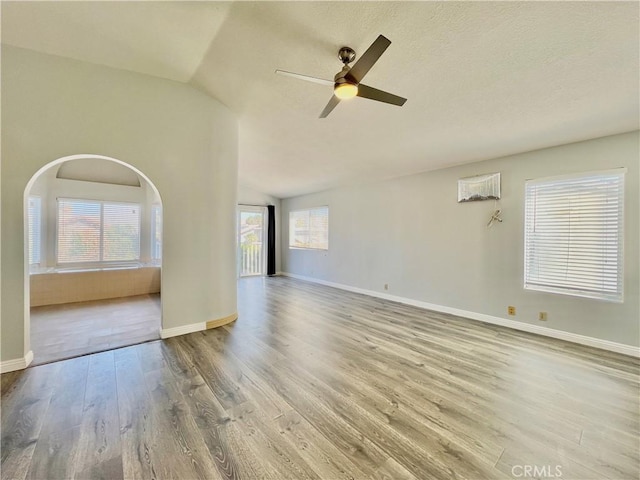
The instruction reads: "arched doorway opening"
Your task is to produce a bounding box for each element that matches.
[24,154,163,364]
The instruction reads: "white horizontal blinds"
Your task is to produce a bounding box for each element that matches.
[28,196,42,265]
[524,170,624,302]
[57,199,141,264]
[289,210,308,248]
[309,207,329,249]
[103,203,141,261]
[151,205,162,261]
[289,206,329,249]
[58,199,101,263]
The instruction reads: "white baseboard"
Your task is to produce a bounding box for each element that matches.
[25,350,34,368]
[281,272,640,358]
[160,322,206,340]
[1,350,34,373]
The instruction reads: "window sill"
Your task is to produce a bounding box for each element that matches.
[30,262,160,275]
[524,284,623,303]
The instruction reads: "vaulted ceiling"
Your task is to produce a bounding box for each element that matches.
[2,1,638,198]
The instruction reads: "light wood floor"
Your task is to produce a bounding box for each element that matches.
[30,294,161,365]
[2,277,639,479]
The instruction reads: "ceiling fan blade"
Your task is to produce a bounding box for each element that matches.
[345,35,391,84]
[275,69,333,86]
[357,84,407,106]
[319,95,340,118]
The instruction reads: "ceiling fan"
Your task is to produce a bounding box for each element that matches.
[276,35,407,118]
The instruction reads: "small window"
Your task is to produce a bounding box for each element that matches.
[151,204,162,263]
[289,206,329,250]
[524,170,625,302]
[28,196,42,265]
[57,198,141,264]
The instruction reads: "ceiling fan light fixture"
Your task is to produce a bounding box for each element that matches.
[276,35,406,117]
[334,82,358,100]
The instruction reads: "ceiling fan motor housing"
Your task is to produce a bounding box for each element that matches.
[334,66,352,83]
[335,48,357,88]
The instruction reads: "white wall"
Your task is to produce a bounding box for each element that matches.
[238,185,281,274]
[282,132,639,347]
[1,45,238,363]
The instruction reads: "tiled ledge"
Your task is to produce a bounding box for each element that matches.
[30,266,161,306]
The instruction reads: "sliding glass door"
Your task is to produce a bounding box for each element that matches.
[237,206,267,277]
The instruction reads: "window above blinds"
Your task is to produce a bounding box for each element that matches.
[524,169,625,302]
[57,198,141,264]
[289,206,329,250]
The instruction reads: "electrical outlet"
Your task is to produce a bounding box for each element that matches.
[539,312,548,321]
[384,284,389,290]
[508,306,516,316]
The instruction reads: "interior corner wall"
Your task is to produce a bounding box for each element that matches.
[281,131,640,348]
[1,45,239,363]
[238,185,282,273]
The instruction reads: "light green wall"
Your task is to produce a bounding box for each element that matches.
[1,46,239,362]
[282,132,640,347]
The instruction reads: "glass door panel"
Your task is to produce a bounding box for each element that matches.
[238,207,266,277]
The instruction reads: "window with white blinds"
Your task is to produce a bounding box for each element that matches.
[57,199,141,264]
[28,196,42,265]
[289,206,329,250]
[151,205,162,262]
[524,170,625,302]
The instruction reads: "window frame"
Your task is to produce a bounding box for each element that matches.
[237,205,268,277]
[523,168,625,303]
[150,204,162,264]
[288,206,329,251]
[28,195,42,266]
[55,197,142,267]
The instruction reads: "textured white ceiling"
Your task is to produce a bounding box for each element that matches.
[2,1,638,198]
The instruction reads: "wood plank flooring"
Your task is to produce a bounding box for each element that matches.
[30,294,161,365]
[2,276,639,479]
